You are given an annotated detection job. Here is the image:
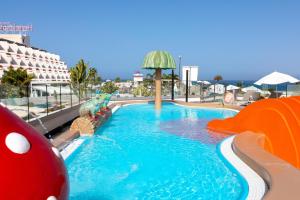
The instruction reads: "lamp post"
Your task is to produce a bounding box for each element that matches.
[178,55,182,94]
[188,66,192,95]
[178,56,182,81]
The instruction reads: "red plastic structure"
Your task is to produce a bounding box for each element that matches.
[0,105,69,200]
[207,96,300,169]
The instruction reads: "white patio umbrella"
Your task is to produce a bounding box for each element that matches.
[226,85,240,91]
[254,71,299,85]
[203,81,211,85]
[254,71,299,97]
[198,80,211,85]
[226,85,240,100]
[242,85,262,93]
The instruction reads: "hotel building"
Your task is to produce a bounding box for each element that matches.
[0,34,70,84]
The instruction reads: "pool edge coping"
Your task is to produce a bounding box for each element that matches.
[61,138,86,160]
[219,136,266,200]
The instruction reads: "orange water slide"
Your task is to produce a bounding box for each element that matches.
[207,96,300,169]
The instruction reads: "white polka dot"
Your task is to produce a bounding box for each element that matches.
[52,147,61,158]
[5,132,30,154]
[47,196,57,200]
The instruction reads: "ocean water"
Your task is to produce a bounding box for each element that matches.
[212,80,288,91]
[66,103,246,200]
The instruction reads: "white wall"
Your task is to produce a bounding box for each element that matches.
[182,66,199,85]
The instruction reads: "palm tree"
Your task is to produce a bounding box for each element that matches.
[1,67,34,96]
[70,59,89,88]
[142,51,176,109]
[213,75,223,101]
[162,73,179,80]
[114,77,121,83]
[70,59,88,86]
[70,59,89,98]
[87,67,98,85]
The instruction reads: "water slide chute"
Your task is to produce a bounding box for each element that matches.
[207,96,300,169]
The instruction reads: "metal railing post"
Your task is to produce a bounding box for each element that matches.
[185,70,188,102]
[59,84,62,110]
[199,83,201,102]
[27,85,30,121]
[70,85,73,107]
[214,83,216,101]
[85,86,87,100]
[78,86,81,104]
[46,84,49,115]
[178,55,182,88]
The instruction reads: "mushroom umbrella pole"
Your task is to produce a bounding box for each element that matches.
[142,51,176,110]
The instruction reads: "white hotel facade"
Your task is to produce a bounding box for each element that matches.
[0,34,70,84]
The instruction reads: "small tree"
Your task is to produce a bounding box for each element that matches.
[114,77,121,83]
[87,67,101,85]
[1,67,34,97]
[133,85,151,97]
[214,75,223,82]
[101,82,119,94]
[213,75,223,100]
[143,74,154,88]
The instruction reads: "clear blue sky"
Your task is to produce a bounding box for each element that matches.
[2,0,300,80]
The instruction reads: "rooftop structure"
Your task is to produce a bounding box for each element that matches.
[133,71,143,87]
[182,66,199,85]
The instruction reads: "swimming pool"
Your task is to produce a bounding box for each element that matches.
[66,103,246,199]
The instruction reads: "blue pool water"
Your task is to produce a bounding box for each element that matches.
[66,103,245,199]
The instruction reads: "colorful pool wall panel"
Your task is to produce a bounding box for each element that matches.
[207,96,300,169]
[70,94,113,135]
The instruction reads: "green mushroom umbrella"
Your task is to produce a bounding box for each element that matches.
[142,51,176,109]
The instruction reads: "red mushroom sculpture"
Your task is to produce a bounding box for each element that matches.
[0,105,69,200]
